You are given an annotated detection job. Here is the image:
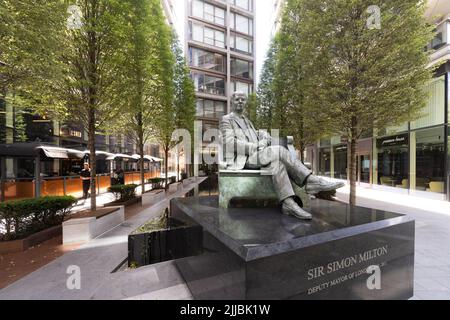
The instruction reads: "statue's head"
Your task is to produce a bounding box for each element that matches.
[231,91,248,114]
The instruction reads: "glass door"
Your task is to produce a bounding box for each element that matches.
[358,154,371,183]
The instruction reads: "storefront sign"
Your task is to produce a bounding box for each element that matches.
[377,134,408,148]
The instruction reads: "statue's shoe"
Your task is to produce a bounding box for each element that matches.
[305,177,345,195]
[282,199,312,220]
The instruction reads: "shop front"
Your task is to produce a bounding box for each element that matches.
[374,133,409,189]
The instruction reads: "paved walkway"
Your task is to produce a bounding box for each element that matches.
[0,179,205,300]
[335,184,450,300]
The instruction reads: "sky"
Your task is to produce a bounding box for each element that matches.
[172,0,275,87]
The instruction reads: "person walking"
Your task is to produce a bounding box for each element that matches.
[80,163,91,200]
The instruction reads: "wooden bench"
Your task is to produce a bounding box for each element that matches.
[62,206,125,244]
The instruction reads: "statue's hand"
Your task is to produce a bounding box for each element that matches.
[258,130,272,142]
[258,138,270,150]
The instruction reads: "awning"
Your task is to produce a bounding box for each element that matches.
[131,154,160,162]
[150,156,163,162]
[82,150,115,159]
[37,146,70,159]
[106,153,135,161]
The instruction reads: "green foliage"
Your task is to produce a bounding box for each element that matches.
[14,108,27,142]
[0,0,68,111]
[148,178,164,190]
[0,196,77,241]
[245,93,259,127]
[290,0,435,203]
[108,184,138,201]
[257,38,280,131]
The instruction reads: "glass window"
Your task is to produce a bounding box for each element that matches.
[411,75,445,130]
[196,99,204,117]
[415,127,445,193]
[192,0,225,26]
[319,147,331,177]
[204,100,215,117]
[215,101,226,119]
[196,99,227,119]
[215,30,225,48]
[192,73,226,96]
[190,22,226,48]
[233,0,252,11]
[231,33,252,54]
[190,47,225,73]
[333,145,347,180]
[231,13,253,35]
[376,134,409,188]
[192,24,203,42]
[231,58,253,79]
[232,81,253,96]
[193,0,203,17]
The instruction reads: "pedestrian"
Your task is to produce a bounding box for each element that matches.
[80,163,91,200]
[117,168,125,185]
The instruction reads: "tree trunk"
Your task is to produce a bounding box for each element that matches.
[164,148,169,190]
[300,145,305,163]
[349,126,358,206]
[177,147,180,182]
[88,107,97,211]
[137,112,145,195]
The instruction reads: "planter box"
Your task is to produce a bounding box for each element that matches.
[128,218,203,268]
[168,182,182,193]
[104,197,141,208]
[182,179,191,187]
[0,225,62,255]
[62,206,124,244]
[142,190,166,207]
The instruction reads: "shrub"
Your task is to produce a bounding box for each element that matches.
[148,178,164,190]
[181,173,188,181]
[0,196,77,241]
[108,184,138,201]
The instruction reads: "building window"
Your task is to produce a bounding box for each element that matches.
[190,22,225,48]
[376,133,409,188]
[192,0,225,26]
[192,73,226,96]
[231,0,253,11]
[196,99,226,119]
[189,47,226,73]
[231,57,253,79]
[230,33,252,54]
[230,12,253,36]
[411,75,445,130]
[414,127,445,193]
[333,144,347,180]
[319,147,331,177]
[231,81,253,95]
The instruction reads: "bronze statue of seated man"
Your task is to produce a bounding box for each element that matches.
[219,91,345,220]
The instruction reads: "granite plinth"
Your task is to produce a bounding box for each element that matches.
[171,196,415,300]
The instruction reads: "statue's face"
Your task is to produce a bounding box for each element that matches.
[232,93,247,114]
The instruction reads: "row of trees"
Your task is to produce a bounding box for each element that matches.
[0,0,196,210]
[255,0,435,204]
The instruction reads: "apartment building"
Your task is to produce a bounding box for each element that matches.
[172,0,256,174]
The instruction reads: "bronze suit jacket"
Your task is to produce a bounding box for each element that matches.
[219,112,260,170]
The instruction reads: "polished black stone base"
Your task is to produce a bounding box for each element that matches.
[128,218,203,268]
[171,196,415,300]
